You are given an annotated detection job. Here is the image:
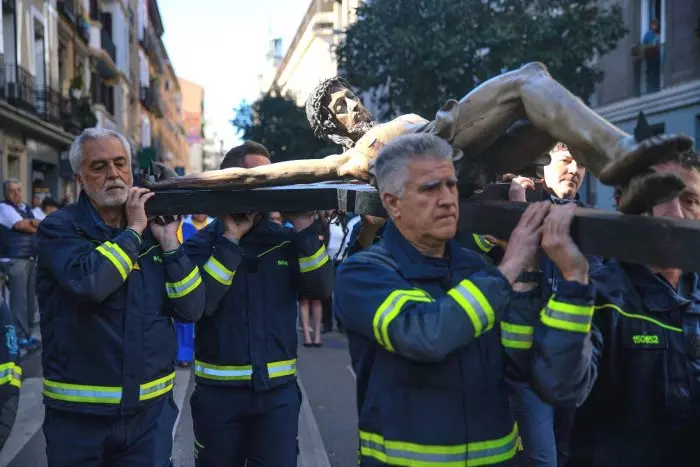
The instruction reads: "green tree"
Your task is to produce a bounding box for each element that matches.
[336,0,627,121]
[232,88,337,162]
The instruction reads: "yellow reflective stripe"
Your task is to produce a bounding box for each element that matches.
[203,255,235,285]
[258,241,291,258]
[195,359,296,380]
[472,234,494,253]
[139,372,176,401]
[501,322,534,349]
[96,241,134,281]
[43,373,174,404]
[267,359,297,378]
[359,423,518,466]
[372,289,433,352]
[595,303,683,333]
[0,362,21,388]
[541,297,594,333]
[447,280,495,337]
[43,380,123,404]
[299,245,330,273]
[194,360,253,381]
[165,266,202,298]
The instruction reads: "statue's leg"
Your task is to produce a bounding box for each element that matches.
[479,120,556,175]
[146,154,352,190]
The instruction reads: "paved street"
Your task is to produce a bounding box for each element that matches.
[0,332,357,467]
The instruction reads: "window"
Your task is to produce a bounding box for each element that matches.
[638,0,665,94]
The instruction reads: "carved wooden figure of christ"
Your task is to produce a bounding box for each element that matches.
[146,63,694,215]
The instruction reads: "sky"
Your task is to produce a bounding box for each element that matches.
[160,0,310,150]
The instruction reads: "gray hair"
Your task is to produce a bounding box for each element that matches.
[373,133,454,197]
[69,128,131,173]
[2,178,20,197]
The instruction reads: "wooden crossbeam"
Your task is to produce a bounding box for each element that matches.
[145,182,700,271]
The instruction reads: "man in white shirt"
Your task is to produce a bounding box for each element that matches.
[0,179,40,351]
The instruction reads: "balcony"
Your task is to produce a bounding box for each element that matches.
[36,87,62,125]
[101,28,116,63]
[631,43,665,97]
[61,98,82,135]
[140,83,164,118]
[91,75,115,116]
[57,0,76,23]
[0,63,37,113]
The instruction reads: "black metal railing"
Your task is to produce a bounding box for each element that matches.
[36,87,62,124]
[0,63,37,112]
[61,98,82,134]
[58,0,75,23]
[101,28,116,63]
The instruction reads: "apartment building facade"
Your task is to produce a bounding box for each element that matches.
[572,0,700,209]
[179,76,205,174]
[268,0,362,106]
[0,0,188,204]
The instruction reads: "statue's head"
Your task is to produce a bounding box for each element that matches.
[305,76,376,150]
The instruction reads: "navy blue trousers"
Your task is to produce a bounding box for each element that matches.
[191,381,301,467]
[43,395,178,467]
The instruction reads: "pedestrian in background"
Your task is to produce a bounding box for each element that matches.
[175,213,212,368]
[0,179,40,352]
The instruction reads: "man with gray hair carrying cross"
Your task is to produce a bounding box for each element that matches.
[36,128,205,466]
[334,133,593,466]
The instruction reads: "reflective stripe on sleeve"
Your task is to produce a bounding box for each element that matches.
[372,289,434,352]
[541,297,594,333]
[267,359,296,378]
[447,279,496,337]
[360,423,518,466]
[139,372,176,401]
[299,245,329,273]
[473,234,494,253]
[0,362,21,388]
[96,241,134,280]
[203,255,235,285]
[501,322,534,349]
[166,266,202,298]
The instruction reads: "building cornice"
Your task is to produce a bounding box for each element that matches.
[594,80,700,122]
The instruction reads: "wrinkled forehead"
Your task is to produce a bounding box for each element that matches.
[82,137,128,163]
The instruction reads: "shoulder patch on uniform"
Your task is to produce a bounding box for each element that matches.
[5,325,18,356]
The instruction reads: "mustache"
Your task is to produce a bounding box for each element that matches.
[561,174,580,184]
[103,181,127,191]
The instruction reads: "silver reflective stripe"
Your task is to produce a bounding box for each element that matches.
[453,283,490,331]
[0,367,12,379]
[299,248,329,273]
[374,292,408,346]
[165,268,201,298]
[195,364,252,379]
[203,257,234,284]
[140,379,173,398]
[545,308,592,325]
[101,242,131,274]
[501,329,532,345]
[268,361,296,377]
[44,385,122,401]
[360,430,518,464]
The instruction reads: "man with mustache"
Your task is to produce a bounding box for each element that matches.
[334,133,592,466]
[35,128,205,467]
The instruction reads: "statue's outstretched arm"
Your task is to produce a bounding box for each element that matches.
[146,153,354,190]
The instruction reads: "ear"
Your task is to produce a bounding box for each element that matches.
[382,192,401,219]
[74,172,83,189]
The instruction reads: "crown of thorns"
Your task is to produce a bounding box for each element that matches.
[305,76,354,142]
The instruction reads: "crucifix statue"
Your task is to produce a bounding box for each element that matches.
[147,62,693,214]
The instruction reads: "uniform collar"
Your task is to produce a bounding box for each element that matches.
[621,262,700,312]
[75,192,155,246]
[381,221,469,280]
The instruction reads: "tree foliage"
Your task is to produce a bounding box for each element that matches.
[336,0,627,121]
[232,88,337,162]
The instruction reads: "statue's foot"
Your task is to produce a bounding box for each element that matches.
[599,134,693,186]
